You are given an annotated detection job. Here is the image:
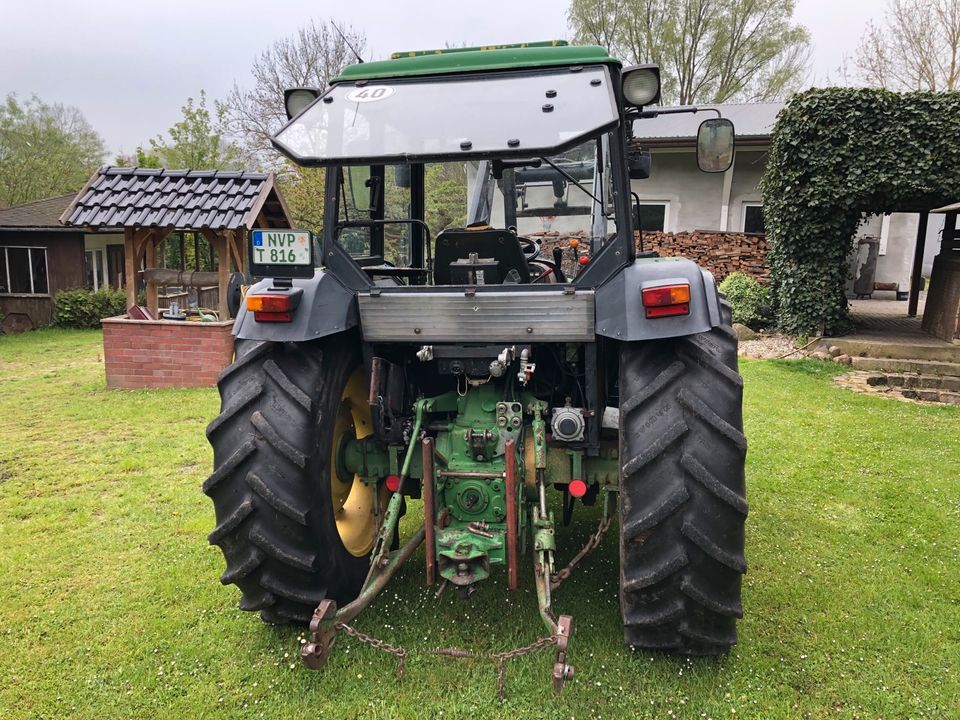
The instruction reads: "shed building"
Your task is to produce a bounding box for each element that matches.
[0,195,123,330]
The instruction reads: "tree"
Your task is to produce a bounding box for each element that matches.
[278,165,327,234]
[567,0,811,105]
[425,163,468,233]
[127,91,240,170]
[227,19,366,167]
[856,0,960,92]
[0,94,105,207]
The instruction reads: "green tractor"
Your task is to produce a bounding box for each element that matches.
[204,41,746,690]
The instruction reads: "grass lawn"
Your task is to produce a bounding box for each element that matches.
[0,329,958,720]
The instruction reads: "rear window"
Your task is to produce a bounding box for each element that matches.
[273,66,618,164]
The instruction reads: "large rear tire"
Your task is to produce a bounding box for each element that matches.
[618,303,748,654]
[203,336,380,624]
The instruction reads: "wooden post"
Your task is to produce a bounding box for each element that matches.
[235,229,246,275]
[217,233,230,320]
[227,229,245,276]
[908,211,929,317]
[145,231,158,318]
[200,229,231,320]
[123,227,137,311]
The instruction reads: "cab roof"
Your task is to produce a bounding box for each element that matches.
[332,41,620,84]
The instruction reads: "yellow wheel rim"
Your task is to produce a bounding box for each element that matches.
[330,367,382,557]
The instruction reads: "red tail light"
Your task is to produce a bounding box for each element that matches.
[247,293,294,322]
[568,479,588,498]
[641,283,690,318]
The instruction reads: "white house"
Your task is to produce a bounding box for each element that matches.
[632,103,944,294]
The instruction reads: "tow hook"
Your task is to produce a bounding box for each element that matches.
[301,599,338,670]
[552,615,575,692]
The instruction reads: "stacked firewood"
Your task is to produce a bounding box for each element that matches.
[526,230,769,284]
[530,230,590,279]
[638,231,769,283]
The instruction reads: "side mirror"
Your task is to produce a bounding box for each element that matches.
[394,164,411,188]
[697,118,735,173]
[628,148,652,179]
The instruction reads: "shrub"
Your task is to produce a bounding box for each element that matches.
[53,288,128,329]
[719,272,770,328]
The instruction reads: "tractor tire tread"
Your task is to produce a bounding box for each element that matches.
[619,316,747,655]
[205,338,367,626]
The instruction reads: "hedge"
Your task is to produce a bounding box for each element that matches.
[762,89,960,335]
[53,288,128,329]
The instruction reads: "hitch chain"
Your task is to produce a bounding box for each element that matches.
[305,605,561,700]
[336,621,408,677]
[550,514,612,590]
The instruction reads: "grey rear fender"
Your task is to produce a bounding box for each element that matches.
[595,256,722,341]
[232,269,358,342]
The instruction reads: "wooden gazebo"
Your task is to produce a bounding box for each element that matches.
[60,167,295,388]
[61,167,293,319]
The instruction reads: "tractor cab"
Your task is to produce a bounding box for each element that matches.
[270,42,733,294]
[317,135,613,288]
[271,43,718,290]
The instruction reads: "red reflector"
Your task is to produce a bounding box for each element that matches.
[569,479,588,498]
[385,475,401,493]
[247,294,293,313]
[252,311,293,323]
[645,302,689,318]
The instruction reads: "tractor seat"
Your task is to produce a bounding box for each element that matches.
[433,227,531,285]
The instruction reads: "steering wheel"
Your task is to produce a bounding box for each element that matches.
[519,237,541,263]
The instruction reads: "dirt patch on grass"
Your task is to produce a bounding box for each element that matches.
[738,332,802,360]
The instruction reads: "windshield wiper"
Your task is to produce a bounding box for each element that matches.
[537,155,603,207]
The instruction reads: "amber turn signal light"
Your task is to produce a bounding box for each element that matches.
[246,294,293,313]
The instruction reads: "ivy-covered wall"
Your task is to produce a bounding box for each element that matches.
[762,89,960,335]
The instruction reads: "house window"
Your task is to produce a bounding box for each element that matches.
[84,249,106,291]
[638,202,669,232]
[742,203,765,234]
[0,246,49,295]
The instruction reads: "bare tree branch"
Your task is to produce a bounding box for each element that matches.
[568,0,810,105]
[226,19,367,169]
[856,0,960,92]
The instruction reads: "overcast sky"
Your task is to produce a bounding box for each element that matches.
[1,0,883,158]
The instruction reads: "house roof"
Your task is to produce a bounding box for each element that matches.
[0,194,79,231]
[60,167,292,231]
[633,102,784,146]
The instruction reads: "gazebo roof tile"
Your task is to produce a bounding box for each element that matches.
[61,167,290,230]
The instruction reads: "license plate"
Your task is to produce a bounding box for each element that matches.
[250,230,311,265]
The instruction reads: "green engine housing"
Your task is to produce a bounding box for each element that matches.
[431,384,530,586]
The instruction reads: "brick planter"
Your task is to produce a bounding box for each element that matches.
[101,316,235,389]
